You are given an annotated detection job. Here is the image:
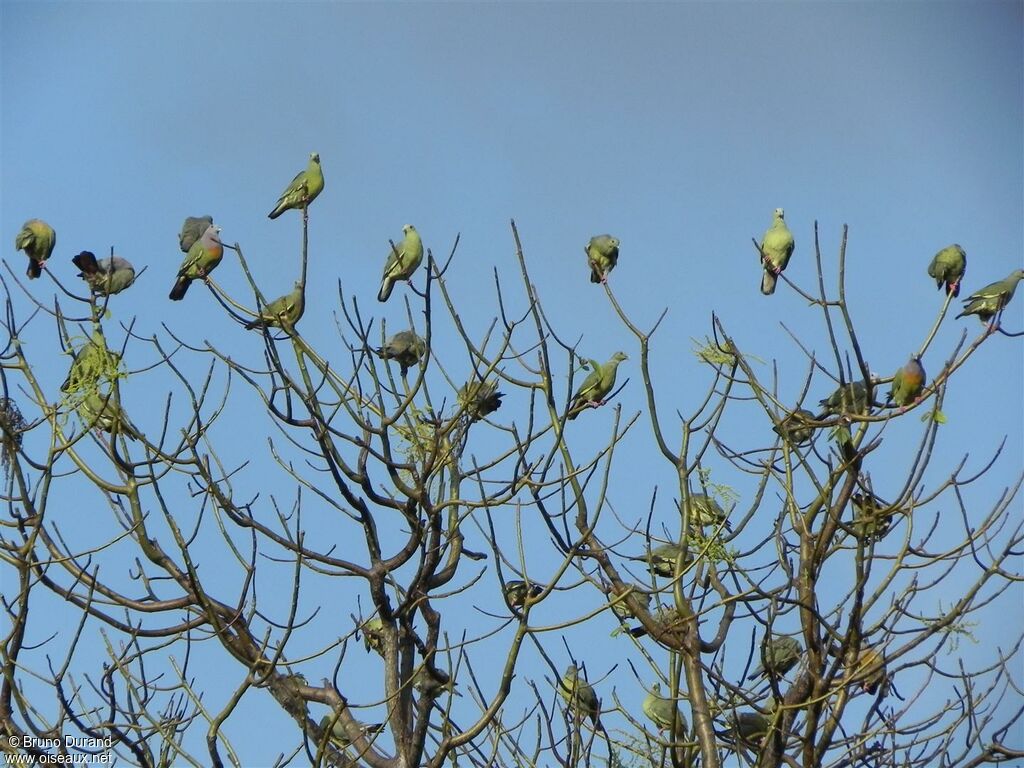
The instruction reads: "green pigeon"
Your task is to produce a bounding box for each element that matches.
[682,493,732,531]
[558,664,601,726]
[625,604,686,638]
[850,493,897,542]
[72,252,136,296]
[719,711,769,745]
[61,332,122,395]
[607,583,652,622]
[503,580,543,609]
[747,635,802,680]
[773,408,815,445]
[643,682,687,736]
[759,208,794,295]
[413,664,459,697]
[888,355,926,408]
[634,542,693,579]
[927,244,967,298]
[15,218,56,279]
[178,215,214,253]
[586,234,620,284]
[78,388,141,441]
[956,269,1024,323]
[318,716,385,748]
[817,379,875,419]
[377,225,423,302]
[375,330,426,376]
[169,224,223,300]
[268,152,324,219]
[850,646,886,695]
[245,282,305,330]
[567,352,628,420]
[458,378,503,421]
[361,617,386,657]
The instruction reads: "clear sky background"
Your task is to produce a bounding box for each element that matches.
[2,2,1022,765]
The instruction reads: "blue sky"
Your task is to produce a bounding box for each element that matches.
[2,1,1021,765]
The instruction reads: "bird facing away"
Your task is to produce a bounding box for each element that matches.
[682,493,732,531]
[245,282,305,330]
[773,408,815,446]
[927,244,967,298]
[15,219,56,279]
[73,252,136,296]
[458,378,504,422]
[567,352,628,420]
[558,664,601,727]
[178,215,214,253]
[268,152,324,219]
[747,635,802,681]
[586,234,620,284]
[817,379,874,419]
[375,330,426,376]
[377,225,424,302]
[889,356,926,408]
[643,683,687,737]
[169,224,223,300]
[759,208,795,295]
[503,580,543,609]
[955,269,1024,323]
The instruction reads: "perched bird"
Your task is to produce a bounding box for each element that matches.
[361,617,386,657]
[888,356,926,408]
[956,269,1024,324]
[586,234,620,284]
[245,282,305,330]
[607,583,652,622]
[377,225,423,302]
[169,224,223,300]
[318,716,385,749]
[72,252,136,296]
[15,219,56,279]
[817,379,874,419]
[503,580,543,609]
[77,388,140,441]
[458,378,503,422]
[178,215,214,253]
[719,711,770,745]
[625,604,686,639]
[567,352,628,420]
[643,682,687,737]
[375,330,426,376]
[850,493,897,542]
[849,646,887,695]
[747,635,802,681]
[759,208,794,295]
[773,408,816,446]
[927,244,967,298]
[61,332,122,395]
[635,542,693,579]
[413,664,459,697]
[682,493,732,531]
[558,664,600,726]
[268,152,324,219]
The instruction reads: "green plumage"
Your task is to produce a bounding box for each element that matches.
[626,604,686,638]
[268,152,324,219]
[246,283,305,330]
[72,252,136,296]
[318,717,385,749]
[682,493,732,531]
[362,617,386,657]
[956,269,1024,323]
[567,352,627,420]
[377,225,423,302]
[851,493,898,542]
[851,647,886,695]
[15,218,56,279]
[773,408,815,445]
[607,584,651,622]
[413,664,458,697]
[638,542,693,578]
[747,635,801,680]
[61,332,122,396]
[170,224,223,300]
[643,683,687,736]
[375,330,426,376]
[586,234,620,284]
[759,208,794,295]
[503,580,543,609]
[817,379,874,419]
[559,664,600,726]
[720,711,770,745]
[889,356,925,407]
[178,215,214,253]
[927,244,967,298]
[458,378,504,421]
[77,389,140,441]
